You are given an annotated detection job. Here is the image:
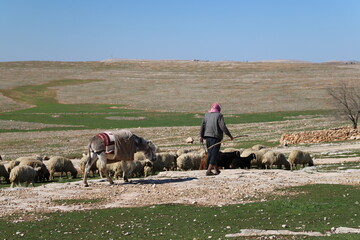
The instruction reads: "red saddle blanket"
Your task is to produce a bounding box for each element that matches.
[97,132,115,153]
[97,130,136,161]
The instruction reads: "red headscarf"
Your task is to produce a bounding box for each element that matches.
[208,103,221,113]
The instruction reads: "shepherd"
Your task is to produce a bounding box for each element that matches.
[83,129,157,187]
[200,103,234,176]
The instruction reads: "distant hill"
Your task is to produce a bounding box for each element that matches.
[256,59,311,63]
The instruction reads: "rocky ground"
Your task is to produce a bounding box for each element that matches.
[1,119,360,222]
[1,144,359,221]
[280,126,360,144]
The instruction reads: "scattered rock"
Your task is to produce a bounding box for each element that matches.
[186,137,194,144]
[280,126,360,144]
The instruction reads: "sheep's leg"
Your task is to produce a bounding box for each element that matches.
[83,151,99,187]
[98,152,114,185]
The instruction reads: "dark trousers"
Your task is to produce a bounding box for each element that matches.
[206,137,221,166]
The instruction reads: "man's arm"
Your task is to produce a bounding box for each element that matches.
[199,118,206,143]
[218,114,233,139]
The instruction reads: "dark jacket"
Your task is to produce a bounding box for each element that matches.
[200,112,232,141]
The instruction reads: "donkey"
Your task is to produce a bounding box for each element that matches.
[83,129,156,187]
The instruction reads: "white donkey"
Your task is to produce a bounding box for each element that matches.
[83,129,156,187]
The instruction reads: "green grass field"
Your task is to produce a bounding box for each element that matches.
[0,79,332,132]
[1,184,360,239]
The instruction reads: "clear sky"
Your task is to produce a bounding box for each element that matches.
[1,0,359,62]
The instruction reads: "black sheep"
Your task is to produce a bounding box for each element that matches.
[217,151,241,169]
[230,153,257,169]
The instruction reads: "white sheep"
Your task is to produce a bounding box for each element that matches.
[262,151,290,170]
[251,144,267,151]
[132,160,153,178]
[96,160,136,182]
[0,164,9,183]
[153,152,177,172]
[16,155,47,162]
[143,161,153,177]
[176,148,193,157]
[241,148,269,168]
[134,151,146,160]
[288,150,314,170]
[222,148,243,153]
[95,161,116,179]
[47,156,78,180]
[177,152,202,171]
[19,159,50,182]
[7,156,37,173]
[6,160,20,174]
[9,165,37,187]
[119,161,136,182]
[80,153,98,177]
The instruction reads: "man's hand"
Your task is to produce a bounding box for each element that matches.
[200,137,204,143]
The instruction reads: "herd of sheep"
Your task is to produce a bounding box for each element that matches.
[0,144,314,187]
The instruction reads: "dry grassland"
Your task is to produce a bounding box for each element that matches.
[1,60,360,113]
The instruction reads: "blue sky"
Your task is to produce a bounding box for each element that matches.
[1,0,359,62]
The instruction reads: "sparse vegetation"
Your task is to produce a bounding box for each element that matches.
[0,61,360,239]
[1,184,360,239]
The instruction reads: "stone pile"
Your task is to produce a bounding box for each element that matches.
[280,126,360,145]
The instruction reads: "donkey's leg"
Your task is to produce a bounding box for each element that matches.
[98,152,114,185]
[83,152,98,187]
[121,161,129,182]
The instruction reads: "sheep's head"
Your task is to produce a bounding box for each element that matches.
[308,159,314,166]
[144,160,153,167]
[71,168,78,179]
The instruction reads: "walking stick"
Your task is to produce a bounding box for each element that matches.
[207,135,248,150]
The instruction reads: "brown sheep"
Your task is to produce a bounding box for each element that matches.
[47,156,77,180]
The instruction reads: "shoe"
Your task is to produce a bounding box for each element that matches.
[215,170,221,175]
[206,171,215,176]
